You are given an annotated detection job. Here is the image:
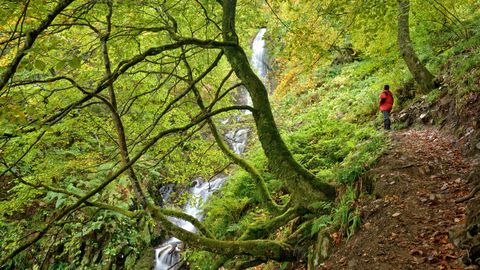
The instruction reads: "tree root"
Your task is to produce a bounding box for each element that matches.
[456,185,480,203]
[210,206,306,269]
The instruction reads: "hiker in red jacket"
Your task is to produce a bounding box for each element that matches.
[379,84,394,130]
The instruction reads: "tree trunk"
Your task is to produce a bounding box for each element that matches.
[101,2,147,208]
[397,0,435,93]
[221,0,336,208]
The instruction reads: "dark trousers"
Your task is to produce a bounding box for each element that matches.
[382,110,391,130]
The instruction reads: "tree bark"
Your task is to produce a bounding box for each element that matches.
[397,0,435,93]
[221,0,336,208]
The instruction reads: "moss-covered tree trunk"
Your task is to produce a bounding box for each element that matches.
[221,0,336,208]
[397,0,435,93]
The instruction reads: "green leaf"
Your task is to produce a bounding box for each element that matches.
[34,59,46,70]
[55,195,66,209]
[69,57,81,69]
[55,60,66,70]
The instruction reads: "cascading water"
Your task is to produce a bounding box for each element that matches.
[251,28,268,80]
[154,28,269,270]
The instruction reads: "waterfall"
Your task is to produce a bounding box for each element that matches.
[154,28,268,270]
[251,28,268,79]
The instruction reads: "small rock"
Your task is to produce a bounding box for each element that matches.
[454,218,461,223]
[440,183,449,191]
[364,222,371,229]
[389,181,396,185]
[427,255,437,263]
[454,178,462,183]
[398,112,408,121]
[476,142,480,150]
[429,194,436,201]
[392,212,401,217]
[420,198,428,203]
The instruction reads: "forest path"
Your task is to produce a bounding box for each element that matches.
[320,128,474,270]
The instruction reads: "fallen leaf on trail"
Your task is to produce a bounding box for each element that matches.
[409,249,424,256]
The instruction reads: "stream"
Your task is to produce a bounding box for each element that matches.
[154,28,268,270]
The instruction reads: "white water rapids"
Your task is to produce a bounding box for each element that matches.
[154,28,268,270]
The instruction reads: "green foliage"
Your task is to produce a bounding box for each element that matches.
[0,0,235,268]
[332,186,361,238]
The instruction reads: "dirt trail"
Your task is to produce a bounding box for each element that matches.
[320,128,474,270]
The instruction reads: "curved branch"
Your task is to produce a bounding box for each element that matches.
[10,76,90,93]
[455,185,480,203]
[159,208,214,239]
[148,204,294,260]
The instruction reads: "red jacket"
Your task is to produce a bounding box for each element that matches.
[379,90,394,112]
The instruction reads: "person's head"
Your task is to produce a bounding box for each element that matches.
[383,84,390,90]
